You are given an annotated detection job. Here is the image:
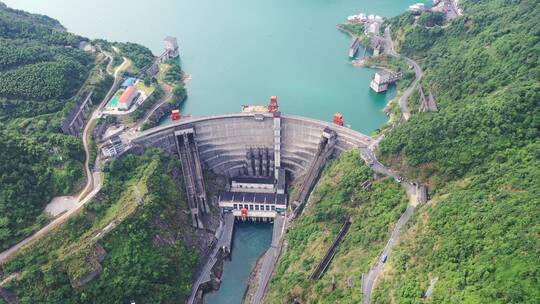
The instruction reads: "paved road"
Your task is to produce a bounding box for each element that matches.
[357,143,420,304]
[362,205,415,303]
[0,52,127,265]
[360,146,416,197]
[252,214,285,304]
[78,55,128,200]
[0,172,102,264]
[399,57,422,121]
[382,26,423,122]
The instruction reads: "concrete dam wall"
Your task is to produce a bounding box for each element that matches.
[131,113,372,178]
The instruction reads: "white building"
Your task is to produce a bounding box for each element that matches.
[409,3,427,12]
[101,136,124,158]
[218,192,287,220]
[117,86,138,110]
[164,36,179,58]
[370,71,402,93]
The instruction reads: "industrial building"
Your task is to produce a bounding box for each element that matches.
[214,97,288,221]
[231,177,275,193]
[142,36,180,77]
[218,191,287,221]
[370,71,402,93]
[117,86,139,110]
[101,136,124,158]
[163,36,180,59]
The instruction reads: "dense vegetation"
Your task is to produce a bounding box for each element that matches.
[116,42,155,70]
[163,59,187,104]
[372,0,540,303]
[130,84,163,120]
[381,0,539,182]
[1,150,198,303]
[267,151,408,303]
[267,1,539,303]
[0,60,89,100]
[0,130,84,248]
[0,4,100,250]
[374,142,540,303]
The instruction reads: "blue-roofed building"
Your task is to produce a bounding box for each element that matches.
[120,77,137,88]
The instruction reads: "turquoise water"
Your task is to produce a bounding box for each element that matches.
[204,223,272,304]
[3,1,426,302]
[3,0,426,134]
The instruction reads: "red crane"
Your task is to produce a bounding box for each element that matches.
[333,113,344,126]
[171,109,181,121]
[268,96,279,113]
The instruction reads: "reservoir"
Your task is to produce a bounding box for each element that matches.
[4,0,426,302]
[2,0,425,134]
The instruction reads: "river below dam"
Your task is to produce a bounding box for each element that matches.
[5,0,426,302]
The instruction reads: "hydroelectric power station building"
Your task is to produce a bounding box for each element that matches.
[129,95,375,302]
[130,96,373,226]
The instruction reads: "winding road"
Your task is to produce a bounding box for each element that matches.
[358,145,419,304]
[383,26,423,122]
[0,50,128,265]
[351,27,425,303]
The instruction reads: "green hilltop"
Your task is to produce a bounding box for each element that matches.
[266,0,540,303]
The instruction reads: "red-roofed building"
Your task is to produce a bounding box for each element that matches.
[118,86,138,110]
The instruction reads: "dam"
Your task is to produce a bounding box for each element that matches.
[130,97,372,223]
[128,97,372,302]
[131,101,372,179]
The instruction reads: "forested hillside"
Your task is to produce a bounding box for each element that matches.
[0,2,98,251]
[267,0,539,303]
[0,150,198,303]
[267,151,408,303]
[372,0,540,303]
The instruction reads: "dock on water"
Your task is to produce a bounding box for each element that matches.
[349,37,361,58]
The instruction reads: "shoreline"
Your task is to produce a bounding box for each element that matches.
[242,253,266,304]
[337,22,411,130]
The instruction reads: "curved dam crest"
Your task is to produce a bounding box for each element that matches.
[131,112,372,178]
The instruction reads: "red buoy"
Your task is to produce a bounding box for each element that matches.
[240,208,248,217]
[268,96,279,113]
[333,113,344,126]
[171,109,181,121]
